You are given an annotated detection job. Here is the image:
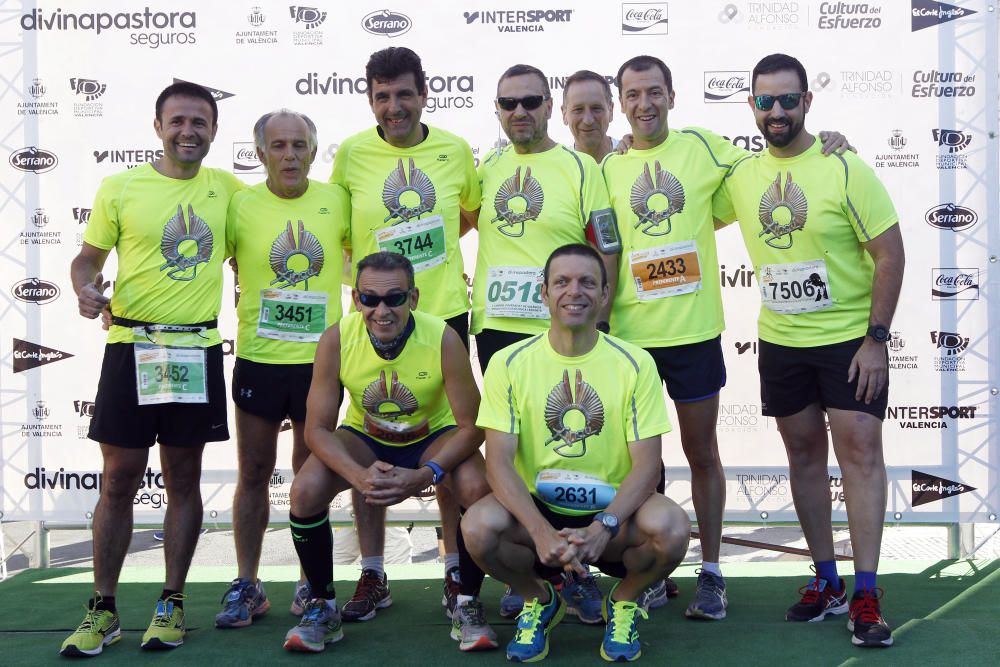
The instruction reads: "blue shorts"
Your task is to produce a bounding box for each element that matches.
[339,424,455,469]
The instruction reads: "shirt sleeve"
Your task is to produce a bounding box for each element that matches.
[711,177,738,225]
[476,352,519,434]
[683,126,748,169]
[457,139,481,211]
[224,191,241,259]
[628,349,673,442]
[330,183,352,244]
[330,137,350,187]
[841,154,898,243]
[82,176,122,250]
[581,154,612,222]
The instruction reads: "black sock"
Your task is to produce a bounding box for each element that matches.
[93,596,116,613]
[160,589,183,608]
[290,510,336,600]
[457,509,486,597]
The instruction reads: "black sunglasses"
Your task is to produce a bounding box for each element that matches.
[358,290,410,308]
[496,95,548,111]
[753,92,804,111]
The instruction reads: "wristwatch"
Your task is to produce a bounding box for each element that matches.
[422,461,445,485]
[866,324,891,343]
[592,511,620,538]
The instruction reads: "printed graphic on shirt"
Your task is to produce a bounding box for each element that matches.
[758,172,808,249]
[544,369,604,458]
[630,161,685,236]
[362,369,429,442]
[492,166,544,237]
[160,204,213,281]
[269,220,325,289]
[382,157,436,224]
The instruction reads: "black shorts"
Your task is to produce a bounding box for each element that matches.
[444,312,470,352]
[758,337,888,420]
[88,343,228,448]
[339,425,455,469]
[475,328,533,374]
[646,335,727,402]
[233,357,314,422]
[530,497,627,580]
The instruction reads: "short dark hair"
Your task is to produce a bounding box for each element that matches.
[366,47,426,97]
[752,53,808,93]
[614,55,673,95]
[355,251,415,290]
[544,244,607,288]
[564,70,612,103]
[155,81,218,125]
[497,64,550,98]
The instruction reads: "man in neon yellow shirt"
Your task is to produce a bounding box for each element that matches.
[214,110,350,629]
[63,82,244,656]
[714,53,904,649]
[282,252,497,653]
[330,47,476,623]
[464,244,690,662]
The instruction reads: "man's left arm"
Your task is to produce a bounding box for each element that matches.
[850,223,904,403]
[583,157,617,324]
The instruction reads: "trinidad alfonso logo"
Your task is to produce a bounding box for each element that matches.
[544,369,605,458]
[160,204,213,281]
[269,220,324,288]
[758,172,808,249]
[631,161,685,236]
[383,158,436,224]
[493,166,544,237]
[362,370,429,443]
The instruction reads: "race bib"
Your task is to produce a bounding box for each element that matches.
[534,469,616,512]
[484,266,547,319]
[375,215,446,272]
[758,260,833,314]
[629,240,702,301]
[134,343,207,405]
[257,289,328,342]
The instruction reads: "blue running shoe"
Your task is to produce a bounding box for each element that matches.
[506,583,565,663]
[684,570,728,620]
[601,591,648,662]
[215,578,270,628]
[560,572,603,624]
[499,585,524,619]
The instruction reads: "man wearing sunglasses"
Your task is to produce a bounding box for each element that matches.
[329,46,479,629]
[283,251,496,653]
[713,53,903,649]
[468,64,615,374]
[214,110,350,630]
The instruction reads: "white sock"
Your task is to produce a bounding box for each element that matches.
[325,598,338,611]
[444,552,460,573]
[701,561,722,576]
[456,594,475,607]
[360,556,385,577]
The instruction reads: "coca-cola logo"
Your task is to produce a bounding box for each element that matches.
[362,9,411,37]
[9,146,59,174]
[12,278,60,304]
[621,2,669,34]
[232,141,263,174]
[704,70,750,103]
[925,203,978,231]
[931,268,978,300]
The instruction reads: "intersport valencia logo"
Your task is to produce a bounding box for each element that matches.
[911,470,976,507]
[911,0,977,32]
[362,9,411,37]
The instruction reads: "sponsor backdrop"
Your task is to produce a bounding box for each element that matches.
[2,1,997,527]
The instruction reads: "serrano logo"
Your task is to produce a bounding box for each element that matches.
[911,470,976,506]
[621,3,669,35]
[12,278,60,305]
[362,9,411,37]
[9,146,58,173]
[925,203,977,232]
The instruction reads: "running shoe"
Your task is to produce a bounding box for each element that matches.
[60,599,121,657]
[215,578,270,628]
[684,570,728,620]
[506,583,565,663]
[341,568,392,622]
[442,566,461,619]
[560,572,604,624]
[785,574,848,622]
[283,599,344,652]
[450,598,499,651]
[847,588,893,647]
[141,594,185,650]
[500,585,525,619]
[600,594,648,662]
[637,579,667,612]
[290,581,311,616]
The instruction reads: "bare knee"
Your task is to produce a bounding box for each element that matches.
[461,496,508,555]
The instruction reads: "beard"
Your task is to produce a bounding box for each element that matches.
[759,116,803,148]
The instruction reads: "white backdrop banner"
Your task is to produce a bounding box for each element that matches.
[1,0,997,526]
